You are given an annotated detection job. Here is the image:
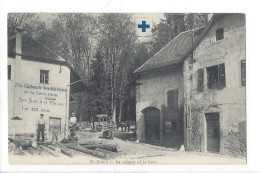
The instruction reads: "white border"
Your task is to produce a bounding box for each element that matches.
[1,0,260,172]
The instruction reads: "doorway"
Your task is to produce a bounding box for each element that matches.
[205,113,220,153]
[49,117,61,140]
[144,107,160,145]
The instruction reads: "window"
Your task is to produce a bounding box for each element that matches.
[197,68,204,92]
[241,59,246,86]
[216,28,224,41]
[206,63,226,89]
[40,70,49,84]
[8,65,11,80]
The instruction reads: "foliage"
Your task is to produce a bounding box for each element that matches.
[152,13,208,53]
[7,13,209,123]
[8,13,46,38]
[87,51,110,120]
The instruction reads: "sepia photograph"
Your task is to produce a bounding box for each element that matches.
[5,12,247,165]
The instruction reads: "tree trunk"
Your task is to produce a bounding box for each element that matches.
[39,145,60,157]
[79,141,102,145]
[95,148,117,158]
[119,100,123,122]
[82,144,121,152]
[65,144,110,159]
[47,145,62,153]
[112,105,116,124]
[54,143,74,157]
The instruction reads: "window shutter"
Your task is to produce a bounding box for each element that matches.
[197,68,204,92]
[241,59,246,86]
[218,63,226,88]
[8,65,11,80]
[167,90,178,111]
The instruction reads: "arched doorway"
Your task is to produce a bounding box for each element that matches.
[143,107,160,145]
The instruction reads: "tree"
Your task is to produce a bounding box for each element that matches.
[152,13,208,53]
[97,13,137,123]
[8,13,45,38]
[184,14,208,30]
[40,14,99,121]
[87,51,110,121]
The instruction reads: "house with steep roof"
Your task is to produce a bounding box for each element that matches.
[134,13,246,157]
[8,28,87,140]
[134,27,204,148]
[183,14,246,156]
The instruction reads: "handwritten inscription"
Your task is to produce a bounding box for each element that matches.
[16,82,66,114]
[21,106,50,113]
[15,82,67,92]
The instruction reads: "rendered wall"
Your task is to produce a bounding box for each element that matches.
[183,14,246,157]
[8,56,71,140]
[136,67,184,145]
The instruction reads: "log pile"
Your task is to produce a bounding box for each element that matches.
[94,148,117,158]
[83,144,121,152]
[65,144,111,159]
[79,141,102,145]
[47,145,62,153]
[55,142,75,157]
[39,145,60,157]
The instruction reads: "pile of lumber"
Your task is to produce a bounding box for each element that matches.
[82,144,121,152]
[9,135,122,159]
[61,141,122,159]
[76,122,92,131]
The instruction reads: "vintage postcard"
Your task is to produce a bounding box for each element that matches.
[6,12,246,165]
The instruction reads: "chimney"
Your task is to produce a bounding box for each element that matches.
[15,27,23,54]
[13,27,23,119]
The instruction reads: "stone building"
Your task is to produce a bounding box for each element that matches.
[183,14,246,156]
[8,29,87,140]
[133,27,204,148]
[134,13,246,157]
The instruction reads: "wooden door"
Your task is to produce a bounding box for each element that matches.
[49,117,61,140]
[206,113,220,153]
[145,108,160,144]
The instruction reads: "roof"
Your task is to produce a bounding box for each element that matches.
[134,27,204,74]
[178,13,234,65]
[8,34,87,94]
[134,13,233,75]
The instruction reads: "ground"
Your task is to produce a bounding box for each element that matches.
[9,129,246,164]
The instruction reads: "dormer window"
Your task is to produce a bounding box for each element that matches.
[216,28,224,41]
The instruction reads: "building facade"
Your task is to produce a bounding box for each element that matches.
[133,29,204,148]
[8,30,86,140]
[183,14,246,156]
[134,14,246,157]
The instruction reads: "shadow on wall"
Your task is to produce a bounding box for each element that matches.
[161,104,183,150]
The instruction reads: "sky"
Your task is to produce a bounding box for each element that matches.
[37,13,165,42]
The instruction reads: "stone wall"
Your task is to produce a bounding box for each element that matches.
[183,14,246,157]
[136,66,184,146]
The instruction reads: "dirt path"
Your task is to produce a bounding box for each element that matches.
[9,131,246,164]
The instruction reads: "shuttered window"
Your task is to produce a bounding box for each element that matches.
[197,68,204,92]
[241,59,246,86]
[8,65,11,80]
[218,63,226,88]
[206,63,226,89]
